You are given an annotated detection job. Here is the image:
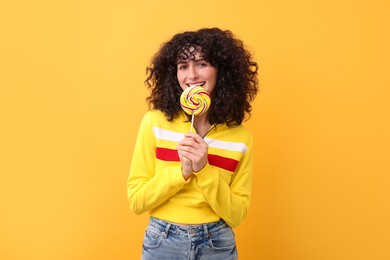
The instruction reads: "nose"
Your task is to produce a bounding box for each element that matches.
[188,64,199,79]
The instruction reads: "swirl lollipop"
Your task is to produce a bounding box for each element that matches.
[180,86,211,132]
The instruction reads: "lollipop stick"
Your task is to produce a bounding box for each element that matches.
[190,113,194,133]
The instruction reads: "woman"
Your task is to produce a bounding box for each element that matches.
[127,27,259,259]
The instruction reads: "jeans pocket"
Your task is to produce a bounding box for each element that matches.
[208,226,236,250]
[142,226,164,249]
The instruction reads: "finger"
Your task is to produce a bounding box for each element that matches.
[184,133,202,142]
[178,149,195,160]
[178,145,204,159]
[184,133,208,147]
[179,149,206,165]
[178,143,200,152]
[177,141,202,152]
[179,137,207,150]
[177,139,195,146]
[178,151,193,169]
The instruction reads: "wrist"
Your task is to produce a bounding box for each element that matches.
[193,162,207,173]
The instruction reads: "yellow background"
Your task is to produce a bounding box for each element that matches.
[1,0,389,259]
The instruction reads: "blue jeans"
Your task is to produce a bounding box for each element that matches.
[142,217,238,260]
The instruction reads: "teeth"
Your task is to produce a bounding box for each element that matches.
[188,83,205,87]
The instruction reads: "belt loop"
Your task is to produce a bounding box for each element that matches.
[203,223,210,239]
[162,222,171,239]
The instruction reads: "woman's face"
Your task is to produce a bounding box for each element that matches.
[176,49,218,94]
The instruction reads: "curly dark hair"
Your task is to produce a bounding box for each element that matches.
[145,27,259,126]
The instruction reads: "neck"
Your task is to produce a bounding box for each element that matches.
[193,113,212,137]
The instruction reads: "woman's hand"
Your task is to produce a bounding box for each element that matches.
[177,132,209,175]
[178,151,192,180]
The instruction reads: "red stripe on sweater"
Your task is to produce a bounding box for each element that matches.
[156,147,180,161]
[207,154,239,172]
[155,147,239,172]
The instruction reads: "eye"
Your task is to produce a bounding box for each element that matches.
[178,64,188,70]
[198,62,208,67]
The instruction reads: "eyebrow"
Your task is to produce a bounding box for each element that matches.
[177,58,206,64]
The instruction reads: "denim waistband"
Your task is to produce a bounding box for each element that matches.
[148,217,229,238]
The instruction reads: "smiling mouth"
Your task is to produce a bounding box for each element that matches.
[187,82,205,88]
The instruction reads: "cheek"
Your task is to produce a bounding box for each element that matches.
[207,68,218,82]
[209,72,218,86]
[177,71,184,82]
[176,73,186,90]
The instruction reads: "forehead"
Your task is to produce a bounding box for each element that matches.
[176,45,204,62]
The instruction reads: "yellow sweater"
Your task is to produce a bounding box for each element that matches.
[127,110,253,228]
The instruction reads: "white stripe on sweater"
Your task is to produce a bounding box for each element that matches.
[152,127,248,153]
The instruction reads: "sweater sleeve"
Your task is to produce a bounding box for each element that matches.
[127,112,187,214]
[194,137,253,228]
